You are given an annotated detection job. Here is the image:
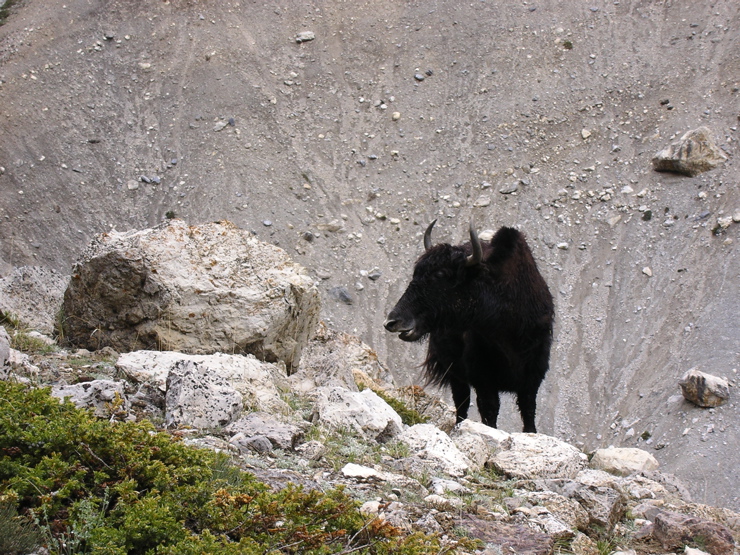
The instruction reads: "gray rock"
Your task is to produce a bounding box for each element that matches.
[652,511,736,555]
[499,181,519,194]
[295,31,315,43]
[679,368,730,407]
[0,326,10,378]
[230,433,273,454]
[652,127,728,176]
[165,360,243,429]
[51,379,130,419]
[328,286,353,305]
[225,412,305,450]
[0,266,68,335]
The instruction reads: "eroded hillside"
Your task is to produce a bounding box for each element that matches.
[0,0,738,510]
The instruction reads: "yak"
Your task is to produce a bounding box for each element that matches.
[384,220,554,433]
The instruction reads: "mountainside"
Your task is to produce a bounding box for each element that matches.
[0,0,738,511]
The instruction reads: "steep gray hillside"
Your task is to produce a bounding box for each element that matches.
[1,0,738,510]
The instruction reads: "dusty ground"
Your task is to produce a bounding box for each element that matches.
[0,0,738,510]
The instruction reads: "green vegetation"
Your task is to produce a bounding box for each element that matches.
[0,381,467,554]
[357,385,428,427]
[0,310,57,355]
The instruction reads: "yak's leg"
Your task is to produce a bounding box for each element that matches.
[517,389,538,433]
[450,379,471,424]
[475,387,501,429]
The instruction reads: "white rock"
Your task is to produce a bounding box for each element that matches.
[399,423,471,477]
[63,220,320,372]
[312,387,403,441]
[116,350,289,413]
[165,360,243,429]
[52,379,130,418]
[489,433,588,479]
[590,446,659,476]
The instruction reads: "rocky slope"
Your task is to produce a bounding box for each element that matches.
[0,0,738,511]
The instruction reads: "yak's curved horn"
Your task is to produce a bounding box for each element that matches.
[423,219,437,251]
[466,222,483,266]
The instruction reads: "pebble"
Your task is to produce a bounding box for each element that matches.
[499,182,519,194]
[414,73,425,81]
[328,286,353,305]
[214,121,229,132]
[295,31,315,43]
[367,268,382,281]
[262,220,272,227]
[642,267,653,277]
[392,112,401,121]
[557,242,569,250]
[581,129,592,139]
[473,196,491,207]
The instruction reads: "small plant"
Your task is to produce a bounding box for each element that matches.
[359,385,428,426]
[165,210,177,219]
[563,39,573,50]
[0,501,44,555]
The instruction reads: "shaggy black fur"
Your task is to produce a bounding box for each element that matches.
[385,224,554,433]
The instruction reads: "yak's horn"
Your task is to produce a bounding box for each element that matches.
[423,219,437,251]
[466,222,482,266]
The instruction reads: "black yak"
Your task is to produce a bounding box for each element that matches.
[384,220,554,433]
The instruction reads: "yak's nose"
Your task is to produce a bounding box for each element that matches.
[383,317,399,332]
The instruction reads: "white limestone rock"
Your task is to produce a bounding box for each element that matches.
[165,360,243,429]
[51,379,130,419]
[63,220,320,371]
[591,446,659,476]
[399,423,471,477]
[311,386,403,442]
[489,433,588,480]
[116,350,289,414]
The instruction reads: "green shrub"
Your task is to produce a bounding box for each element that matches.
[0,381,466,554]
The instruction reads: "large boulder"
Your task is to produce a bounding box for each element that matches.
[0,266,68,335]
[652,127,728,176]
[62,220,320,371]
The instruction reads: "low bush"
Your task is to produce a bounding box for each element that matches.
[0,381,466,554]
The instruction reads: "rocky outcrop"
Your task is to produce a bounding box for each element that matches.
[679,368,730,408]
[62,220,320,371]
[0,326,9,378]
[116,349,290,415]
[652,127,728,176]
